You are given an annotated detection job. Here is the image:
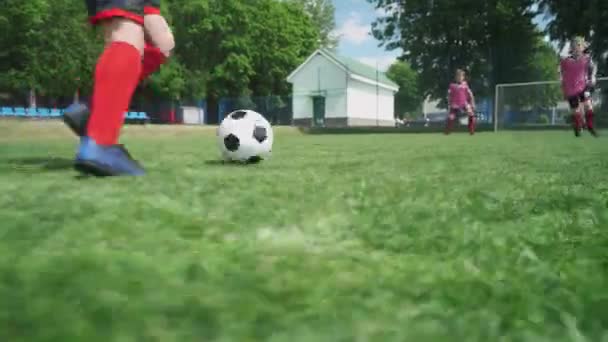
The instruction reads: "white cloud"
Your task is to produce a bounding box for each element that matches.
[375,7,387,16]
[332,12,371,45]
[357,55,398,72]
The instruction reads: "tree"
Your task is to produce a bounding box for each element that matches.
[0,0,322,118]
[386,61,422,117]
[0,0,101,105]
[539,0,608,65]
[169,0,319,122]
[500,38,563,111]
[368,0,542,107]
[285,0,338,49]
[248,0,320,96]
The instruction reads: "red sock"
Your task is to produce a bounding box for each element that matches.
[445,112,455,134]
[87,42,142,146]
[468,115,476,134]
[140,42,167,82]
[573,112,583,131]
[585,109,594,130]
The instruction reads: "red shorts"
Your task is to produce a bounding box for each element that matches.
[86,0,161,26]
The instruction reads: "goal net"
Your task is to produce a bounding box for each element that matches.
[493,77,608,131]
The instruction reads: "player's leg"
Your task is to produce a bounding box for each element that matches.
[466,104,476,135]
[63,2,173,138]
[141,3,175,82]
[73,1,146,176]
[86,18,144,146]
[568,96,583,137]
[582,92,598,137]
[445,108,457,134]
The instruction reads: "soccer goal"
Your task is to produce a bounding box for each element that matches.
[493,77,608,132]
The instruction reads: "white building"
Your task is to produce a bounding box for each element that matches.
[286,49,399,127]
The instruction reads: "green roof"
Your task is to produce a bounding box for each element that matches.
[320,49,399,89]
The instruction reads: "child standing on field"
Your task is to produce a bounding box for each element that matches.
[445,69,476,135]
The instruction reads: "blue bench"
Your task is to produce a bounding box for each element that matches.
[13,107,26,116]
[124,111,149,123]
[0,106,66,118]
[51,108,62,117]
[37,108,51,117]
[1,107,14,116]
[0,106,147,121]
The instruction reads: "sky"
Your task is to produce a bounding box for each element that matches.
[332,0,402,72]
[332,1,552,72]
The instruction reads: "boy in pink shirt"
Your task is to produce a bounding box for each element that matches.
[559,36,598,137]
[445,69,476,135]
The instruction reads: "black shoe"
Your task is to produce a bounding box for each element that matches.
[63,103,90,137]
[589,128,599,137]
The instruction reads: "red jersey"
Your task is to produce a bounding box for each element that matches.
[448,81,471,108]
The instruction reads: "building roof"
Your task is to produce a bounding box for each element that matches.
[287,49,399,91]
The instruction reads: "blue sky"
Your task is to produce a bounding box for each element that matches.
[332,1,552,71]
[332,0,402,71]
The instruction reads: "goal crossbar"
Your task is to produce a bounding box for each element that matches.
[493,77,608,131]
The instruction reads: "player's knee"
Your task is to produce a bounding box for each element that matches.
[157,32,175,57]
[102,18,145,54]
[144,15,174,57]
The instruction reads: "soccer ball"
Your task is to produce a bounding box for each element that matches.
[217,109,273,163]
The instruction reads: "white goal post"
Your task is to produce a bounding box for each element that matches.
[493,76,608,132]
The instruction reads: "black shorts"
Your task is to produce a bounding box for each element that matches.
[449,106,470,117]
[86,0,161,25]
[567,86,594,109]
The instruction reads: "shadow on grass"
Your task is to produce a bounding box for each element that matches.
[203,159,262,166]
[1,157,74,173]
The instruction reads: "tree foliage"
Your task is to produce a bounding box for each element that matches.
[0,0,320,108]
[386,61,422,117]
[368,0,546,107]
[0,0,101,103]
[285,0,338,49]
[539,0,608,74]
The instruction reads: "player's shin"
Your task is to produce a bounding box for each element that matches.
[572,110,583,137]
[585,106,598,136]
[86,19,144,146]
[444,112,455,134]
[468,115,476,135]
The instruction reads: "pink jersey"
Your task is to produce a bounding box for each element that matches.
[448,81,471,108]
[560,55,592,97]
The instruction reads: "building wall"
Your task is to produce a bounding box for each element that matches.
[346,79,395,125]
[292,117,396,127]
[290,54,348,120]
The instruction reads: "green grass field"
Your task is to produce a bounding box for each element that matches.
[1,120,607,342]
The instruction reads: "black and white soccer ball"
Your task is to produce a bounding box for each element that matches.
[217,109,273,163]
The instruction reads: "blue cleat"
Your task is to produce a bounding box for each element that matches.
[63,103,90,137]
[75,137,145,177]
